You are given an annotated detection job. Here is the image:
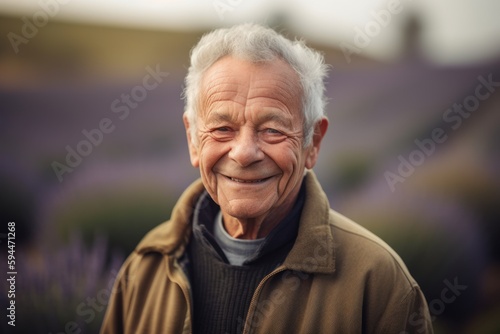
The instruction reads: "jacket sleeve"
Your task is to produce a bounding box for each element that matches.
[100,255,136,334]
[362,245,434,334]
[402,286,434,334]
[381,284,434,334]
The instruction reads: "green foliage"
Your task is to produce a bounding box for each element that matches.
[51,182,176,256]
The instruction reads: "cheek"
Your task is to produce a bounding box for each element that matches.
[264,143,305,192]
[198,139,225,168]
[267,143,303,172]
[197,141,228,192]
[198,156,219,202]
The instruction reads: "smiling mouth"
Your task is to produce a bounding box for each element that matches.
[227,176,272,183]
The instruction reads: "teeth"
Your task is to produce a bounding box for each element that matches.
[230,177,265,183]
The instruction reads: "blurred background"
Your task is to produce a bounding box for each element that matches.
[1,0,499,333]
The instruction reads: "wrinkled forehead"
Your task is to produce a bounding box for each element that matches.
[198,56,303,119]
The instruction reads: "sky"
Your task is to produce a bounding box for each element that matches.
[1,0,500,64]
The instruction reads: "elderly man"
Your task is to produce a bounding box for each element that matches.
[101,24,433,334]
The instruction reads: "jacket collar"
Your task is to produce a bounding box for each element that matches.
[281,171,336,274]
[135,170,336,275]
[135,179,204,258]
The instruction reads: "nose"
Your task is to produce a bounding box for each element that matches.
[228,128,264,167]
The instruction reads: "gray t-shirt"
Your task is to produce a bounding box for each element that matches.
[213,210,266,266]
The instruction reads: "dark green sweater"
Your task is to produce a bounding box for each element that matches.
[187,185,305,334]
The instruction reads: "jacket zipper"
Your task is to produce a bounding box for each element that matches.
[242,266,287,334]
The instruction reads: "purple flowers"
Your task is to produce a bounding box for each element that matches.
[1,233,124,333]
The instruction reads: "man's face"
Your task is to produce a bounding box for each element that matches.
[184,56,326,225]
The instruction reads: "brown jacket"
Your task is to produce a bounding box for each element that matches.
[101,171,433,333]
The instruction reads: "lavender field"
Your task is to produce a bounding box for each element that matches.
[1,14,500,333]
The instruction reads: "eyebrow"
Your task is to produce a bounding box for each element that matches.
[205,111,238,126]
[256,110,293,129]
[205,110,294,128]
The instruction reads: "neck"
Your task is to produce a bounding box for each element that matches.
[222,200,296,240]
[222,216,270,240]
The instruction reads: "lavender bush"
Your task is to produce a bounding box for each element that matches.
[1,233,124,334]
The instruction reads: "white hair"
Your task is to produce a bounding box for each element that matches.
[183,23,329,147]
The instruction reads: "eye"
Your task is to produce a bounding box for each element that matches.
[211,126,235,134]
[209,126,234,141]
[265,128,282,135]
[260,128,287,144]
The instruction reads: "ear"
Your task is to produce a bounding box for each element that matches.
[305,117,328,169]
[183,113,200,167]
